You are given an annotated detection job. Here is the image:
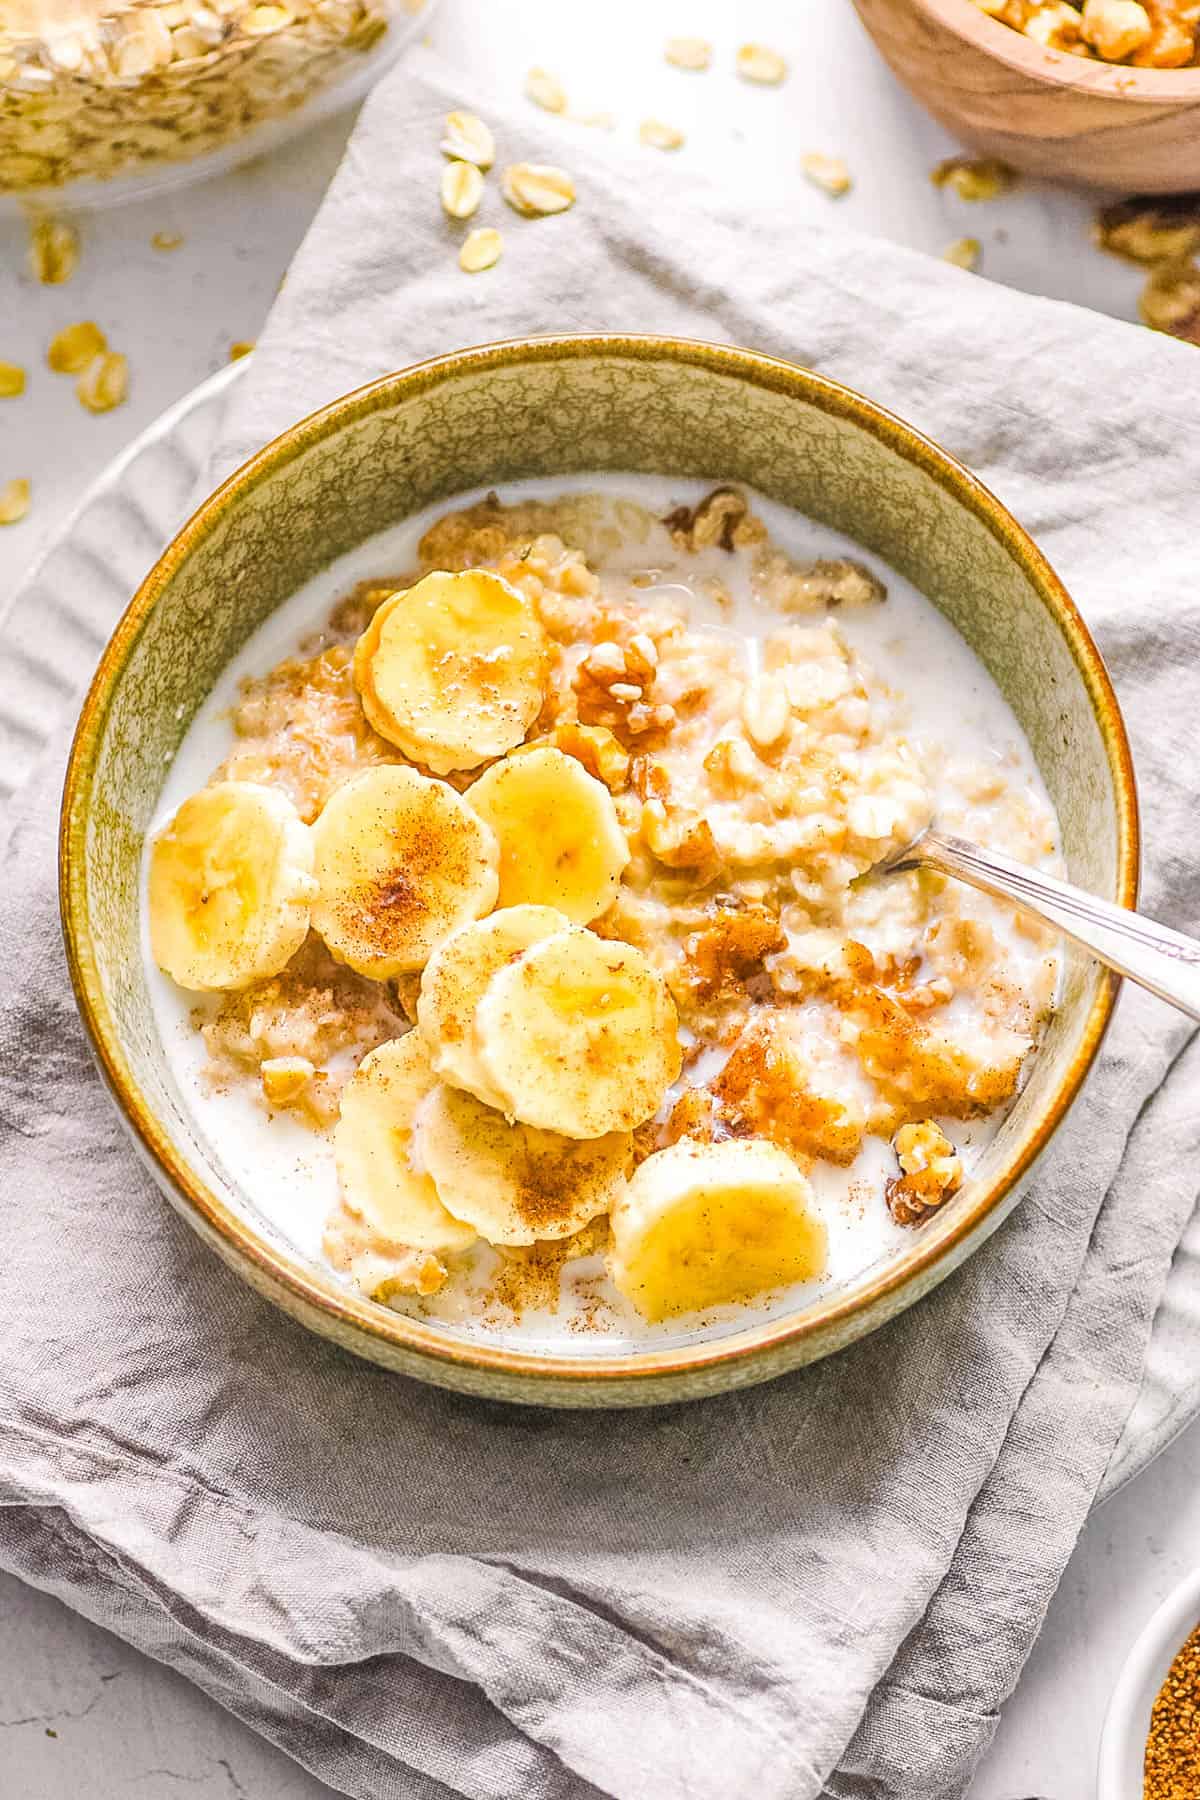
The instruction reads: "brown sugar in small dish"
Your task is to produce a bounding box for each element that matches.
[1144,1622,1200,1798]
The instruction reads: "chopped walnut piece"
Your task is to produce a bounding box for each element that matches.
[662,486,767,553]
[1081,0,1153,58]
[754,552,886,612]
[678,903,786,1004]
[1023,0,1089,50]
[885,1120,964,1226]
[1131,0,1198,64]
[942,236,981,271]
[521,721,630,791]
[641,800,719,875]
[931,156,1017,201]
[574,637,675,742]
[1140,260,1200,342]
[714,1018,866,1165]
[1095,195,1200,266]
[261,1054,315,1107]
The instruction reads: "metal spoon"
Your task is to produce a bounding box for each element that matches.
[881,828,1200,1025]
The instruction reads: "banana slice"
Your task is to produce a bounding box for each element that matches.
[334,1033,477,1253]
[310,764,499,979]
[608,1138,828,1321]
[148,780,317,992]
[353,569,549,775]
[475,928,682,1137]
[417,1081,631,1245]
[416,904,571,1106]
[467,746,630,923]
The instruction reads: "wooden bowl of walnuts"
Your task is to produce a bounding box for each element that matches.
[850,0,1200,192]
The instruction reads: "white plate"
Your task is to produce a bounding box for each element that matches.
[4,362,1193,1496]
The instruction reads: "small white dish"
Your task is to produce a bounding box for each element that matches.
[1097,1563,1200,1798]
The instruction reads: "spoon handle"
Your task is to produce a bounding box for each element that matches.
[911,830,1200,1025]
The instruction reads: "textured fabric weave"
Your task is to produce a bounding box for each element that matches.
[2,46,1199,1800]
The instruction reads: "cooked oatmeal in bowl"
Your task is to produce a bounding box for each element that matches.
[144,476,1062,1342]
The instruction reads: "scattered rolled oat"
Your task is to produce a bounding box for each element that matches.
[76,350,129,413]
[441,110,495,169]
[525,65,567,113]
[29,217,78,285]
[501,162,575,216]
[942,236,982,270]
[1139,261,1200,342]
[665,35,712,70]
[736,42,788,85]
[47,320,106,374]
[639,118,685,150]
[0,362,25,398]
[931,155,1017,201]
[229,340,255,360]
[459,226,503,273]
[440,158,484,219]
[801,152,852,197]
[1094,195,1200,265]
[573,110,616,130]
[0,478,31,526]
[150,231,185,252]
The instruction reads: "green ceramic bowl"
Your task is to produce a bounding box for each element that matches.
[60,334,1138,1406]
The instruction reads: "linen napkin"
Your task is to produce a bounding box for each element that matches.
[3,46,1200,1800]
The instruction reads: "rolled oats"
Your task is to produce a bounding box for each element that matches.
[229,339,255,359]
[441,109,494,169]
[1,0,396,194]
[664,35,711,69]
[28,216,78,283]
[0,362,25,397]
[47,319,106,373]
[736,42,788,84]
[76,349,128,412]
[931,155,1017,201]
[501,162,575,216]
[440,157,483,219]
[150,229,185,250]
[801,152,852,197]
[0,478,31,524]
[524,65,566,113]
[639,117,685,150]
[459,225,502,272]
[942,236,981,269]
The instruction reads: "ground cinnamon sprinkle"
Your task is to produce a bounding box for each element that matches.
[1145,1622,1200,1798]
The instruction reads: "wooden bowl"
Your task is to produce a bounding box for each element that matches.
[851,0,1200,192]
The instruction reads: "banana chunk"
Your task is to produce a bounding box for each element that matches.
[148,780,316,992]
[475,928,682,1137]
[417,1081,631,1245]
[310,764,499,979]
[334,1033,477,1253]
[609,1138,828,1322]
[417,904,571,1106]
[353,569,549,775]
[467,746,630,923]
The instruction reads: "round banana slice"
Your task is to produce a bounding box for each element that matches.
[416,904,571,1106]
[310,765,499,980]
[417,1081,631,1245]
[334,1033,477,1254]
[609,1138,828,1322]
[353,569,549,775]
[475,928,682,1138]
[148,780,317,992]
[467,747,630,923]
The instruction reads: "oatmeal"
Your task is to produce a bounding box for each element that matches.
[146,476,1061,1343]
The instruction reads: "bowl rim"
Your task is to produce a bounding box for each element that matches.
[1097,1562,1200,1796]
[59,331,1140,1396]
[906,0,1200,97]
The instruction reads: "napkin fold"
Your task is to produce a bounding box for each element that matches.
[3,45,1200,1800]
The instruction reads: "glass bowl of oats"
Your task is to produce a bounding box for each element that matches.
[0,0,433,209]
[852,0,1200,192]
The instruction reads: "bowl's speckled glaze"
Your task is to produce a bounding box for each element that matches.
[60,335,1138,1406]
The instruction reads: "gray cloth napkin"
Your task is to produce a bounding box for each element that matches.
[3,45,1200,1800]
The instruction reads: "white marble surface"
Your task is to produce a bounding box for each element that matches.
[1,0,1195,1795]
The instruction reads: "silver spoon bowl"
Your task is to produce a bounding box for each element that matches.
[882,828,1200,1025]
